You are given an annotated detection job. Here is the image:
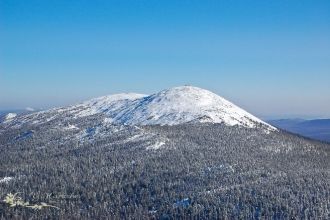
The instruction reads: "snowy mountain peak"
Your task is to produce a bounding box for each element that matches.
[2,86,276,131]
[151,86,236,109]
[110,86,276,130]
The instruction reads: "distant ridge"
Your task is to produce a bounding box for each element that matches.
[268,118,330,142]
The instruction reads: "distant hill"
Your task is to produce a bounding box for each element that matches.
[268,119,330,143]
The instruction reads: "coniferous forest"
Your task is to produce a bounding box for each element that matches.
[0,114,329,219]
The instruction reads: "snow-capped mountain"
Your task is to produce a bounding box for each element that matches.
[2,87,330,220]
[2,86,276,130]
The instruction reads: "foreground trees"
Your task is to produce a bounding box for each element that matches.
[0,118,329,219]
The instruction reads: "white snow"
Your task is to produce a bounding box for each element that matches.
[63,124,79,130]
[146,141,166,150]
[5,113,17,120]
[107,86,275,129]
[70,86,275,130]
[3,113,17,123]
[0,177,14,183]
[75,93,147,118]
[4,86,276,131]
[123,133,146,143]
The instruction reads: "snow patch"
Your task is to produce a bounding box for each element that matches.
[103,117,114,124]
[0,177,14,183]
[5,113,17,121]
[146,141,166,150]
[63,124,79,130]
[123,133,146,143]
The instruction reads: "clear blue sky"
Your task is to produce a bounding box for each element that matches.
[1,0,329,118]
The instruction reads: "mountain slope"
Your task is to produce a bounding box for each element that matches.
[0,118,329,219]
[0,87,329,219]
[1,86,276,131]
[106,86,274,128]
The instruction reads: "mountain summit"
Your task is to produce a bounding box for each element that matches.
[3,86,276,130]
[88,86,274,129]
